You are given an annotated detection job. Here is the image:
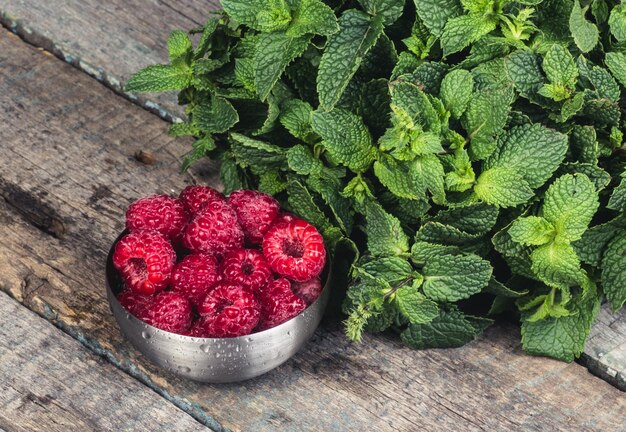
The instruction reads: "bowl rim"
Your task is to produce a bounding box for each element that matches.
[105,229,332,342]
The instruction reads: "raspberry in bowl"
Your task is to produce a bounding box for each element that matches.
[106,187,330,383]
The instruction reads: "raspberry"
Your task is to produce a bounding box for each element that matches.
[117,290,152,316]
[141,291,193,334]
[179,185,224,216]
[182,199,244,255]
[171,254,221,305]
[291,277,323,305]
[272,212,298,226]
[227,190,280,244]
[125,195,187,240]
[262,219,326,282]
[221,249,272,292]
[112,230,176,295]
[197,282,260,337]
[258,278,306,330]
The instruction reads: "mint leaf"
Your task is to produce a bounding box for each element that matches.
[521,289,600,362]
[485,123,568,189]
[374,155,422,200]
[609,4,626,42]
[509,216,556,246]
[608,177,626,211]
[441,14,498,56]
[390,82,441,133]
[440,69,474,119]
[222,0,264,29]
[416,222,482,245]
[422,254,492,302]
[357,256,413,285]
[531,242,583,288]
[287,0,339,37]
[542,174,599,243]
[256,0,292,32]
[543,43,578,87]
[287,145,322,175]
[395,287,439,325]
[126,65,191,92]
[167,30,192,62]
[429,203,498,235]
[194,96,239,133]
[474,167,534,208]
[287,179,331,230]
[254,33,310,101]
[414,0,463,36]
[358,0,406,25]
[504,50,544,97]
[307,174,354,233]
[280,99,317,143]
[588,66,620,101]
[573,216,626,267]
[601,232,626,310]
[411,242,460,264]
[401,308,489,349]
[311,109,377,173]
[317,9,384,110]
[230,133,286,169]
[364,199,409,256]
[570,0,600,53]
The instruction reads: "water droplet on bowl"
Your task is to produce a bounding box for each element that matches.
[178,366,191,373]
[200,344,211,353]
[141,331,151,340]
[215,352,221,358]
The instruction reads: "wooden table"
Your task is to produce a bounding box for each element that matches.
[0,1,624,431]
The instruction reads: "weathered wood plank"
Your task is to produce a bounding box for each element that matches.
[0,291,210,432]
[1,30,626,432]
[0,0,219,121]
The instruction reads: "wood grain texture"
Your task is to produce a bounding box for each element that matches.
[0,291,209,432]
[0,0,220,121]
[1,30,626,432]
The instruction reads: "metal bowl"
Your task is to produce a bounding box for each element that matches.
[105,231,331,383]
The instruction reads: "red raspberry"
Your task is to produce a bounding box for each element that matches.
[258,278,306,330]
[117,290,152,316]
[179,185,224,215]
[291,277,323,305]
[197,282,260,337]
[171,254,221,305]
[227,190,280,244]
[182,200,244,255]
[126,195,187,240]
[272,212,298,226]
[141,291,193,334]
[112,230,176,295]
[221,249,272,292]
[262,219,326,282]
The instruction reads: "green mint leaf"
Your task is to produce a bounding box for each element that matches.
[569,0,599,53]
[311,109,377,173]
[538,83,571,102]
[181,135,216,172]
[422,253,492,302]
[358,0,406,25]
[414,0,463,36]
[254,33,310,101]
[256,0,292,32]
[429,203,498,236]
[317,9,384,110]
[609,4,626,42]
[286,145,322,175]
[509,216,556,246]
[601,232,626,310]
[492,226,535,279]
[126,64,191,92]
[440,69,474,119]
[558,163,611,193]
[390,82,441,133]
[588,66,620,101]
[608,178,626,211]
[485,123,568,189]
[374,155,422,200]
[395,287,439,325]
[169,122,199,137]
[194,96,239,133]
[307,175,354,233]
[582,97,621,128]
[605,52,626,87]
[359,79,392,134]
[504,50,544,98]
[531,242,583,288]
[570,126,599,164]
[258,171,287,195]
[592,0,609,24]
[474,167,534,208]
[280,99,317,143]
[222,0,264,29]
[287,0,339,37]
[416,222,482,245]
[542,43,578,87]
[412,62,449,94]
[230,133,286,169]
[573,216,626,267]
[287,179,331,230]
[410,242,460,265]
[364,199,409,256]
[441,14,498,56]
[521,288,600,362]
[463,84,515,160]
[557,91,585,122]
[193,18,220,59]
[357,256,413,285]
[220,153,246,194]
[411,154,446,204]
[542,174,599,243]
[234,58,256,93]
[401,308,490,349]
[484,278,528,298]
[167,30,192,62]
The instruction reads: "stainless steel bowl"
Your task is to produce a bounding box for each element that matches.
[105,231,331,383]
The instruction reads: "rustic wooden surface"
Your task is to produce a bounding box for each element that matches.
[1,29,625,432]
[0,0,220,121]
[0,291,210,432]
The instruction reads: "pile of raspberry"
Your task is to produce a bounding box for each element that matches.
[112,186,326,338]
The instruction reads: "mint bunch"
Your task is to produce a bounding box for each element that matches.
[127,0,626,362]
